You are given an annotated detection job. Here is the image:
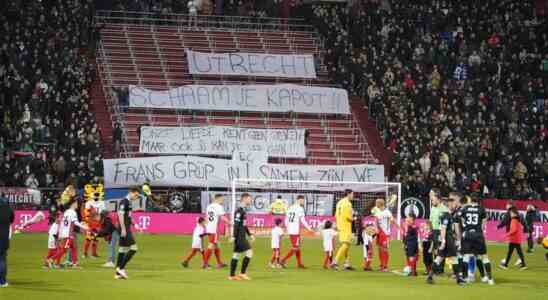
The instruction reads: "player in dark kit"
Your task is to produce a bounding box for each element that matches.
[115,186,140,280]
[427,197,465,285]
[458,196,494,285]
[228,193,255,281]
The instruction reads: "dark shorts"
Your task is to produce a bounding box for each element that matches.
[119,230,136,247]
[462,231,487,255]
[439,238,457,258]
[432,230,441,249]
[405,243,418,257]
[234,237,251,253]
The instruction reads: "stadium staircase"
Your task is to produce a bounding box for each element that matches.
[94,12,382,165]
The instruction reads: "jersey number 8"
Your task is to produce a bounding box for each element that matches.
[207,211,215,222]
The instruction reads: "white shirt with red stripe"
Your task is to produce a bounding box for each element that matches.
[205,203,226,234]
[58,209,81,239]
[285,205,310,235]
[321,228,337,252]
[191,224,206,250]
[271,226,284,249]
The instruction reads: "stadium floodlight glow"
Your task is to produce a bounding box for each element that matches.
[230,178,402,239]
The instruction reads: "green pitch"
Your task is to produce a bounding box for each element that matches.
[1,234,547,300]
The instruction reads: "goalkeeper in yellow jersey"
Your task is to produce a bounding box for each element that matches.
[331,189,355,271]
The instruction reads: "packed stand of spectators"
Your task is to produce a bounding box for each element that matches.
[0,0,102,190]
[102,0,297,19]
[308,0,548,201]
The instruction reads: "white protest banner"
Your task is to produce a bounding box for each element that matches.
[103,155,239,188]
[200,191,334,216]
[252,163,385,185]
[129,84,350,114]
[104,155,385,190]
[186,50,317,78]
[140,126,306,158]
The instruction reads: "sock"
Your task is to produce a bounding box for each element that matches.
[92,241,98,256]
[116,252,126,268]
[184,249,198,262]
[484,262,492,280]
[54,247,66,265]
[83,239,90,256]
[120,250,136,269]
[295,249,303,266]
[70,244,78,264]
[241,256,251,274]
[476,258,485,277]
[452,263,461,282]
[230,258,238,276]
[282,249,294,263]
[410,256,417,274]
[214,248,223,265]
[379,250,388,268]
[467,256,476,277]
[364,258,371,269]
[201,251,207,265]
[204,249,212,265]
[335,244,349,265]
[458,256,465,276]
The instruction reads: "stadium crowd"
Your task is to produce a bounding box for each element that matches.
[307,0,548,201]
[0,0,102,190]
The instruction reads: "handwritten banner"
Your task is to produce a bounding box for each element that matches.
[128,84,350,114]
[103,155,384,189]
[200,191,334,216]
[186,50,317,78]
[140,126,306,158]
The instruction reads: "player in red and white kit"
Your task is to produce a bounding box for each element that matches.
[270,218,284,268]
[281,195,312,268]
[52,200,89,268]
[372,198,398,271]
[203,194,230,269]
[181,217,207,268]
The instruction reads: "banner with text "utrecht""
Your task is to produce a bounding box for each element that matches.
[128,84,350,114]
[139,126,306,158]
[186,50,317,78]
[103,155,385,189]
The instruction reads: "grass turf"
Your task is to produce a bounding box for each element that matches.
[1,233,547,300]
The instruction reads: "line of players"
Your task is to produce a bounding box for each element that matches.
[182,189,497,286]
[21,186,498,284]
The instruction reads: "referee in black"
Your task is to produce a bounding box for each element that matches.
[228,193,255,281]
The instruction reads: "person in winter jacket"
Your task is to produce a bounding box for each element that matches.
[500,207,527,270]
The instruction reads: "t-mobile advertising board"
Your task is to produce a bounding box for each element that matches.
[12,211,546,242]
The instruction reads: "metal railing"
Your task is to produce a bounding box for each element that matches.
[94,10,315,33]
